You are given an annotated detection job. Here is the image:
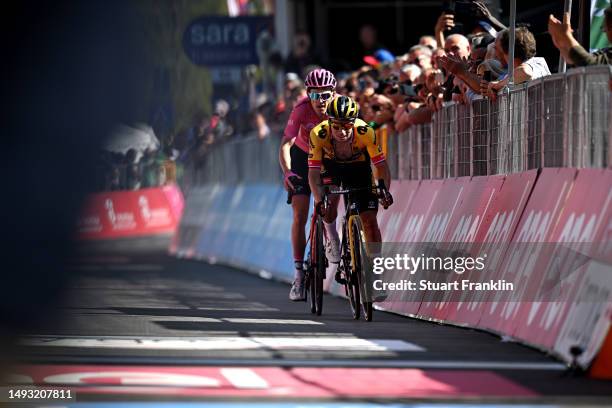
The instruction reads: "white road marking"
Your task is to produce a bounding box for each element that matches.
[14,355,567,371]
[106,264,164,271]
[20,336,423,352]
[222,318,323,325]
[150,317,222,322]
[196,306,279,312]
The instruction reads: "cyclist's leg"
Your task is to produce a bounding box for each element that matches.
[291,195,309,269]
[320,159,341,263]
[289,145,311,301]
[360,210,381,243]
[340,161,380,243]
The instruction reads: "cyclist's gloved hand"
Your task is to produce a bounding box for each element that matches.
[284,170,301,192]
[379,190,394,209]
[315,201,327,217]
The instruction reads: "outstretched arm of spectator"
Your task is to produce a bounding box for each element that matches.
[437,55,481,93]
[435,13,454,51]
[407,105,433,125]
[473,1,506,31]
[546,12,606,67]
[394,109,412,133]
[548,13,579,63]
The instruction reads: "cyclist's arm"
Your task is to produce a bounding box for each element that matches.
[279,137,294,174]
[361,125,390,189]
[308,168,323,204]
[279,105,302,173]
[374,161,391,191]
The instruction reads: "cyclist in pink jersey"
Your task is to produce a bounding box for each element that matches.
[279,68,341,301]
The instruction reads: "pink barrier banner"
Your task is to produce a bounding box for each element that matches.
[378,180,420,242]
[479,168,576,336]
[383,180,444,315]
[417,178,469,319]
[375,180,421,312]
[77,184,184,240]
[456,171,537,327]
[523,169,612,358]
[394,180,442,243]
[436,175,505,323]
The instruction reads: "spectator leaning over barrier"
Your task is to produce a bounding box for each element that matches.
[480,27,551,98]
[548,7,612,67]
[440,34,471,103]
[440,32,496,103]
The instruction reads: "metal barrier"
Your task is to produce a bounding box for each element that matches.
[182,132,282,190]
[184,66,610,187]
[394,65,611,179]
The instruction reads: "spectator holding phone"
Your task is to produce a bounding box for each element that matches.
[480,27,550,98]
[436,0,505,47]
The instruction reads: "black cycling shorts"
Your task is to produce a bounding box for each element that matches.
[322,159,378,213]
[289,144,311,198]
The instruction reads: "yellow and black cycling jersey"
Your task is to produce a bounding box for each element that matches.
[307,118,386,169]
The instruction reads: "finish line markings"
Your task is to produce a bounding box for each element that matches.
[20,336,424,352]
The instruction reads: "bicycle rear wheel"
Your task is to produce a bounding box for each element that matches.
[342,233,360,320]
[307,215,324,316]
[306,262,316,314]
[351,216,373,321]
[313,215,325,315]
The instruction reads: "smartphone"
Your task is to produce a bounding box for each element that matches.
[483,71,493,82]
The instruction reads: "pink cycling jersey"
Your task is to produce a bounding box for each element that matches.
[282,96,327,153]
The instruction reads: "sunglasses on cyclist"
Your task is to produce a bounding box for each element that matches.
[308,91,334,101]
[330,121,354,130]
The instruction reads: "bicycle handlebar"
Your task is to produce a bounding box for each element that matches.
[325,179,388,196]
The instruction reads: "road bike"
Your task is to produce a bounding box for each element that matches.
[326,180,391,321]
[303,200,326,316]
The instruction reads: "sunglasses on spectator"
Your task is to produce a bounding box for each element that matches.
[308,91,334,101]
[330,121,354,130]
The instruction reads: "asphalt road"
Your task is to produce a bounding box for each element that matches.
[5,242,612,407]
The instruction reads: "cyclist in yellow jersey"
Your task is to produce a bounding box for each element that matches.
[308,96,393,278]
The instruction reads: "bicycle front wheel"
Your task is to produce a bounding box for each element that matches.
[350,216,373,322]
[342,232,360,320]
[311,215,325,316]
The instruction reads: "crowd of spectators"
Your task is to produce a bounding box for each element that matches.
[97,2,611,192]
[264,1,611,138]
[332,2,554,134]
[97,146,179,192]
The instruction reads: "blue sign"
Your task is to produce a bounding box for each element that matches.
[183,15,274,66]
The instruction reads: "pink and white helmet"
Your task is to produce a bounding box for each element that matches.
[304,68,336,89]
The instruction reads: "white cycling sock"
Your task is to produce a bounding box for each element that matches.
[294,260,304,282]
[323,219,340,243]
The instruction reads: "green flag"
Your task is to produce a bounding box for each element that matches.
[590,0,611,50]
